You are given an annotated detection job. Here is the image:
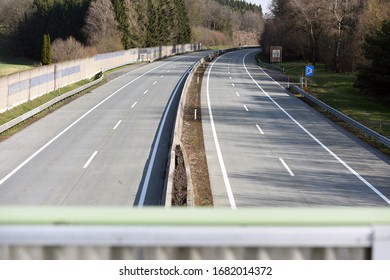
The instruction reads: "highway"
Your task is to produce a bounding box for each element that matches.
[202,49,390,208]
[0,51,210,206]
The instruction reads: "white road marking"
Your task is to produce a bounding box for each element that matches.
[137,64,195,207]
[113,120,122,130]
[131,101,138,108]
[243,51,390,205]
[207,56,237,209]
[0,61,172,186]
[243,105,249,111]
[161,75,164,78]
[153,81,157,85]
[236,92,240,97]
[256,124,264,135]
[229,76,232,80]
[279,158,295,176]
[143,89,148,95]
[232,83,235,87]
[83,151,98,169]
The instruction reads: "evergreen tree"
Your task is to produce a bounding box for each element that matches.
[145,0,159,47]
[175,0,192,44]
[41,34,52,65]
[356,20,390,100]
[112,0,132,49]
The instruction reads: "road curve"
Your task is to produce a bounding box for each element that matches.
[0,51,211,206]
[202,49,390,207]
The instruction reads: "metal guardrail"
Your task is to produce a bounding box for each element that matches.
[0,207,389,260]
[291,84,390,149]
[0,73,104,134]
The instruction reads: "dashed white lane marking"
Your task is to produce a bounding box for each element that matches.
[153,81,157,85]
[0,61,172,186]
[232,83,235,87]
[243,105,249,112]
[256,124,264,135]
[143,89,148,95]
[113,120,122,130]
[243,51,390,205]
[83,151,98,169]
[236,92,240,97]
[279,158,295,176]
[137,64,194,207]
[131,101,137,108]
[161,75,164,78]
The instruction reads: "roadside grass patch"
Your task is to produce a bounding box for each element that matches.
[0,55,35,77]
[0,76,100,141]
[277,62,390,139]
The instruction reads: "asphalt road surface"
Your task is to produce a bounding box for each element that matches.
[0,51,211,206]
[202,49,390,208]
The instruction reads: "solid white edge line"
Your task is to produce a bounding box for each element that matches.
[279,158,295,177]
[207,55,237,209]
[113,120,122,130]
[83,151,98,169]
[256,124,264,135]
[0,60,173,186]
[243,51,390,205]
[137,65,195,207]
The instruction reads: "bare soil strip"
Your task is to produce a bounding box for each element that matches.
[180,62,213,206]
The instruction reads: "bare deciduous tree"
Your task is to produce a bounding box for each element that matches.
[83,0,122,53]
[52,37,97,63]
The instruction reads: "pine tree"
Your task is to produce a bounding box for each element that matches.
[146,0,159,47]
[41,34,52,65]
[112,0,132,49]
[175,0,192,44]
[357,20,390,100]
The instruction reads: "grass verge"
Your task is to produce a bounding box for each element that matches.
[0,55,35,77]
[0,74,102,142]
[276,62,390,139]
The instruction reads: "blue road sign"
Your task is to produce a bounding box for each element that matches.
[305,65,314,77]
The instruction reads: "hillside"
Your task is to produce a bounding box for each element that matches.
[186,0,264,47]
[0,0,264,63]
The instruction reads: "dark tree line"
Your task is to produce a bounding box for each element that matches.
[356,20,390,99]
[0,0,193,62]
[261,0,390,99]
[0,0,90,59]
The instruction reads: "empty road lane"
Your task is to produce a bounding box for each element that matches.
[0,51,211,206]
[202,49,390,207]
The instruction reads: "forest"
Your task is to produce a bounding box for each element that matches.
[261,0,389,72]
[0,0,263,63]
[261,0,390,98]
